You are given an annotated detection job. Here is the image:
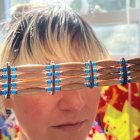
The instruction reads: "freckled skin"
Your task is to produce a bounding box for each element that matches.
[10,87,101,140]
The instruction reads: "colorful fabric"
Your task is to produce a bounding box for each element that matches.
[0,114,19,140]
[90,83,140,140]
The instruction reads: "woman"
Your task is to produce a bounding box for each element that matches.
[0,3,109,140]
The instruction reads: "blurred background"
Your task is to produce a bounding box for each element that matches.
[0,0,139,60]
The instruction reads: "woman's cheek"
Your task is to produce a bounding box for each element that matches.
[84,88,101,113]
[12,95,51,121]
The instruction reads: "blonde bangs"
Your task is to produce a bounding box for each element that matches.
[1,5,109,67]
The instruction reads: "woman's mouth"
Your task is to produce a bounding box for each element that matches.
[52,120,86,132]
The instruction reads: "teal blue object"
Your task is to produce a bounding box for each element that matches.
[2,74,7,80]
[92,61,96,66]
[55,79,60,84]
[46,72,52,77]
[120,73,128,78]
[3,83,8,88]
[120,79,124,84]
[11,89,17,95]
[11,74,17,79]
[93,75,97,80]
[118,59,128,64]
[11,66,16,72]
[47,80,52,84]
[93,69,97,73]
[46,65,51,70]
[2,90,7,95]
[94,82,98,87]
[55,64,59,69]
[2,67,7,72]
[11,82,17,87]
[86,76,90,81]
[86,82,91,87]
[55,86,60,91]
[85,69,90,74]
[85,62,89,67]
[119,66,128,71]
[47,87,52,92]
[55,71,60,77]
[120,67,123,71]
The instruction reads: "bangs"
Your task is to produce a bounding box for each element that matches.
[1,5,109,66]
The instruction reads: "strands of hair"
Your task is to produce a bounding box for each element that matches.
[0,4,109,67]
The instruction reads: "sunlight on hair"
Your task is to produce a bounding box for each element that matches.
[1,4,109,67]
[30,0,64,4]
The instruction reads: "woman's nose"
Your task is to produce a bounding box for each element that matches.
[58,91,85,111]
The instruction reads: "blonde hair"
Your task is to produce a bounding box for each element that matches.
[1,4,109,67]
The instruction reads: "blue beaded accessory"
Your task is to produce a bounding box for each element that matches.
[11,66,16,72]
[0,63,18,98]
[2,74,7,80]
[46,72,52,77]
[45,62,61,94]
[11,89,17,95]
[55,86,60,91]
[46,87,52,93]
[50,62,61,95]
[3,83,8,88]
[119,58,129,85]
[0,58,140,97]
[1,90,7,96]
[2,67,7,72]
[47,80,52,85]
[85,61,97,88]
[46,65,51,70]
[7,63,12,98]
[85,62,89,68]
